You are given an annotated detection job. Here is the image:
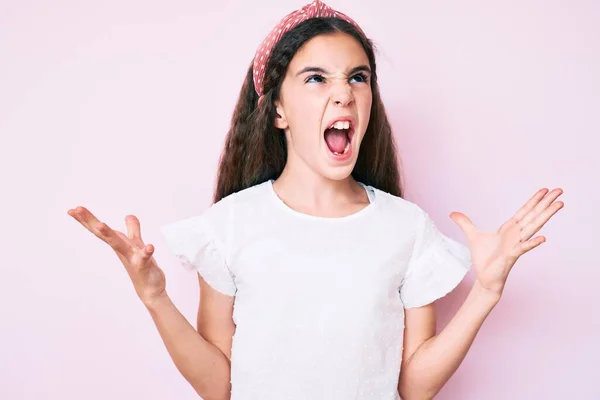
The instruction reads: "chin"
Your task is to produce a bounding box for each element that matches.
[317,162,357,182]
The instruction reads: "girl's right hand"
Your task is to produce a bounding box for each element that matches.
[68,206,167,307]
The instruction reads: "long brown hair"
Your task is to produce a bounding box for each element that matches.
[213,17,403,203]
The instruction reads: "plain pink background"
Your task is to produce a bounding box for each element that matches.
[1,0,598,398]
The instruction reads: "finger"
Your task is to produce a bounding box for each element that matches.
[68,206,110,240]
[450,212,477,241]
[115,230,131,243]
[520,200,564,241]
[142,244,155,261]
[519,188,563,228]
[118,230,153,258]
[116,229,154,263]
[68,206,97,232]
[511,188,549,224]
[68,206,133,258]
[517,235,546,257]
[95,221,134,258]
[133,243,155,269]
[125,215,144,246]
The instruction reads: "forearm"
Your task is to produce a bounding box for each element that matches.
[145,294,231,400]
[399,281,500,399]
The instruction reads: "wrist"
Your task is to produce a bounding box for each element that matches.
[142,291,171,311]
[472,280,502,307]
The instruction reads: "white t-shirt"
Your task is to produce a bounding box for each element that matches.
[160,180,471,400]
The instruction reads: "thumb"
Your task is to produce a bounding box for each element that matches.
[135,244,155,269]
[141,244,155,261]
[450,212,477,241]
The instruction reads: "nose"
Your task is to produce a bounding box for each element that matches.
[331,82,354,107]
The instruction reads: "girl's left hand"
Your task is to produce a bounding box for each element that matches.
[450,188,564,297]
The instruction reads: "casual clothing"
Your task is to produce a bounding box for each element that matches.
[161,180,471,400]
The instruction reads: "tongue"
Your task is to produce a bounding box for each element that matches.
[324,129,348,153]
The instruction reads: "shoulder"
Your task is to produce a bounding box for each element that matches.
[162,181,270,242]
[369,187,458,247]
[198,180,272,239]
[369,185,424,222]
[203,181,271,220]
[160,182,271,268]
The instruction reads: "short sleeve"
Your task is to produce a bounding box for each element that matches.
[160,215,237,297]
[400,208,471,309]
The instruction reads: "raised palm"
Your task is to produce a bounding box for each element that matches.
[450,188,564,295]
[68,206,166,305]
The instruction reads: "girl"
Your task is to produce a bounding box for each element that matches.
[68,1,564,399]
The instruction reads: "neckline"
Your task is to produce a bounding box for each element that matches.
[266,179,376,221]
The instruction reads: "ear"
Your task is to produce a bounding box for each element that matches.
[273,99,289,130]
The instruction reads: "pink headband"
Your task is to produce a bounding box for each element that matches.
[252,0,364,97]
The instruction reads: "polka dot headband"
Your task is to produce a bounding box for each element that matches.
[252,0,365,97]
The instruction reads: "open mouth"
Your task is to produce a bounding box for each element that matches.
[324,120,354,156]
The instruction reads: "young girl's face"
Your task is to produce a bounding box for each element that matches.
[274,32,373,182]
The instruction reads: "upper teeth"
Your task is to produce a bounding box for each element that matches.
[330,121,351,130]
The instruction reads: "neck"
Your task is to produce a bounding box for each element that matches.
[273,160,368,215]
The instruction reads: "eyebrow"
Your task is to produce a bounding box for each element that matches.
[295,65,371,76]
